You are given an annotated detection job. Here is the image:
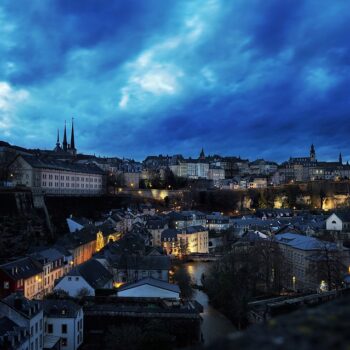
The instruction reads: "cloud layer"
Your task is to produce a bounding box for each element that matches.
[1,0,350,161]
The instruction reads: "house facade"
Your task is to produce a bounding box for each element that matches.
[0,257,44,300]
[44,299,83,350]
[9,155,105,196]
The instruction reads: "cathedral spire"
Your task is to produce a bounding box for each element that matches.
[63,120,68,151]
[310,144,316,162]
[199,147,205,160]
[56,129,60,147]
[339,152,343,165]
[70,117,75,150]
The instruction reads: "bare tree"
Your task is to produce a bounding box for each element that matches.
[307,242,348,291]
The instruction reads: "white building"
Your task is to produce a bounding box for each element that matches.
[9,155,105,196]
[326,212,350,231]
[43,299,83,350]
[208,166,225,186]
[54,259,113,297]
[170,160,210,179]
[0,294,44,350]
[117,278,180,299]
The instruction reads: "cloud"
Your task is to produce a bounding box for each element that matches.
[0,81,29,135]
[1,0,350,161]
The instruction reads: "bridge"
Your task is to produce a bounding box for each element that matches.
[185,253,222,262]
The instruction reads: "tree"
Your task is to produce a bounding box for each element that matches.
[202,240,291,329]
[173,264,193,300]
[307,242,347,291]
[75,287,91,298]
[44,289,69,299]
[178,237,189,257]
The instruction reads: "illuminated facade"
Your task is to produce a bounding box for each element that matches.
[0,257,44,300]
[161,226,209,256]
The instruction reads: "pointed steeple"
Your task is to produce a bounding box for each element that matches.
[199,147,205,160]
[63,120,68,151]
[339,152,343,165]
[56,129,60,146]
[70,117,75,150]
[54,128,62,152]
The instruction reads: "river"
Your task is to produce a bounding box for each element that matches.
[184,262,236,345]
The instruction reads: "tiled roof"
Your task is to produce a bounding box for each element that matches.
[20,155,105,175]
[118,277,179,293]
[68,259,112,289]
[331,211,350,223]
[31,248,64,263]
[275,233,342,251]
[43,299,82,318]
[0,257,43,280]
[116,255,170,270]
[161,229,178,240]
[1,293,42,318]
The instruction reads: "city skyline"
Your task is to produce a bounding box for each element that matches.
[1,1,350,160]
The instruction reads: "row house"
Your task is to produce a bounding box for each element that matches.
[167,210,207,229]
[0,294,44,350]
[43,299,83,350]
[0,316,30,350]
[0,293,83,350]
[248,159,278,176]
[146,219,169,246]
[206,214,230,231]
[0,258,44,300]
[161,225,209,256]
[30,249,66,296]
[57,223,120,267]
[208,166,225,186]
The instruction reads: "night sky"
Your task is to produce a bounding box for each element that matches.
[1,0,350,161]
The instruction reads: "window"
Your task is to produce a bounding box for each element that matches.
[62,324,67,333]
[47,324,53,333]
[3,281,9,289]
[61,338,68,347]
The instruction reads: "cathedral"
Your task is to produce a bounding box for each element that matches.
[54,119,77,156]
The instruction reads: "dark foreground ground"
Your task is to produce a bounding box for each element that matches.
[201,296,350,350]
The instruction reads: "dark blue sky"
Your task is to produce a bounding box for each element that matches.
[1,0,350,161]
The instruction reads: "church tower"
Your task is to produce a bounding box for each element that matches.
[54,129,61,152]
[310,144,316,162]
[199,148,205,160]
[62,121,68,152]
[69,118,77,156]
[68,118,77,156]
[339,152,343,165]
